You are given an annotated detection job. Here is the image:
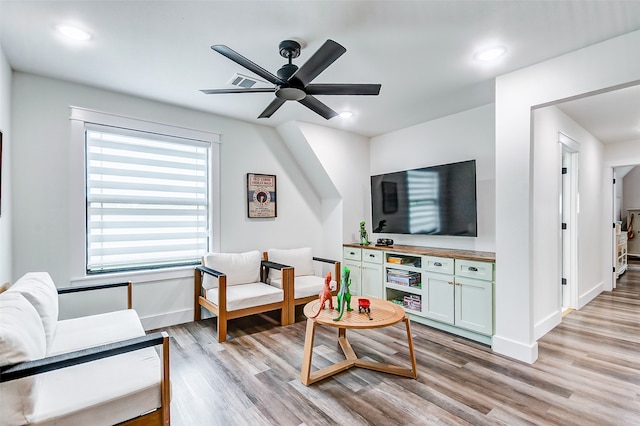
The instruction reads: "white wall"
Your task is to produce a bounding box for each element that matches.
[369,104,496,252]
[11,72,333,328]
[622,165,640,215]
[532,105,606,339]
[0,47,12,284]
[495,29,640,363]
[296,122,371,249]
[604,138,640,165]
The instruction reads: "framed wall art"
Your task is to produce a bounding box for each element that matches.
[247,173,276,218]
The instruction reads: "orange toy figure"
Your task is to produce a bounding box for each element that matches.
[310,272,333,318]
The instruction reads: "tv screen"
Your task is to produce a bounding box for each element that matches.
[371,160,477,237]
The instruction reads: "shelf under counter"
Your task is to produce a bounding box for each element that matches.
[386,281,422,295]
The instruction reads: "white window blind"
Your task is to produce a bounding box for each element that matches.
[85,123,209,273]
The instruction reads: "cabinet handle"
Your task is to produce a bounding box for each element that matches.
[369,254,375,258]
[448,281,454,285]
[349,252,355,255]
[434,262,442,267]
[468,266,478,272]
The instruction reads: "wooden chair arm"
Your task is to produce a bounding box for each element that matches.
[195,265,224,278]
[57,281,133,309]
[261,260,294,285]
[0,332,169,383]
[313,257,341,292]
[312,256,339,264]
[261,260,293,270]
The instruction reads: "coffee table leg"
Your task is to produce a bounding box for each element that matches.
[300,318,317,386]
[404,315,418,379]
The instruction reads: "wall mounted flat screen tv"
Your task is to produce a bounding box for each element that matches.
[371,159,477,237]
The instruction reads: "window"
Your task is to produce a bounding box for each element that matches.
[85,124,210,273]
[70,107,220,278]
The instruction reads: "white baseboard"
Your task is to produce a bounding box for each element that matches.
[140,308,193,331]
[578,281,603,309]
[534,311,562,341]
[492,335,539,364]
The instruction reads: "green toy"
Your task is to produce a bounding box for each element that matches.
[333,266,353,321]
[359,221,371,245]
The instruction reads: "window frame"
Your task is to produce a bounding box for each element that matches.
[70,107,220,284]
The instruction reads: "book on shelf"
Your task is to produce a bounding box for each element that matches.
[387,256,415,265]
[387,269,421,287]
[403,294,421,311]
[387,276,421,287]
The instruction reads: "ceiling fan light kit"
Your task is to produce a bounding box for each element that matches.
[200,39,381,120]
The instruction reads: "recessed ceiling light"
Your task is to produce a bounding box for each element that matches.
[56,24,92,41]
[339,111,354,119]
[474,46,507,62]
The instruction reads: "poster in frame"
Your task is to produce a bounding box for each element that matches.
[247,173,276,218]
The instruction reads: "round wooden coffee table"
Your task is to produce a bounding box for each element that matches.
[300,295,418,385]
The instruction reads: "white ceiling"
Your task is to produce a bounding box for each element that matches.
[1,0,640,140]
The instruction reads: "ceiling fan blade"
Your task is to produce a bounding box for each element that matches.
[290,39,346,87]
[200,88,275,94]
[298,95,338,120]
[305,84,381,96]
[211,45,284,85]
[258,98,286,118]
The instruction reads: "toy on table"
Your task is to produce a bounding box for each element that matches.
[310,272,333,319]
[358,298,372,320]
[333,266,353,321]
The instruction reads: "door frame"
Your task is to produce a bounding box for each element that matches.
[559,132,579,310]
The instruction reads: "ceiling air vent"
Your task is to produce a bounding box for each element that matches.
[227,73,271,89]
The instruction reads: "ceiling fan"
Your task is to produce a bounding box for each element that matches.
[200,39,381,120]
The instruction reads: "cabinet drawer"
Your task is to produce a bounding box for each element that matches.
[455,259,494,281]
[343,247,362,261]
[423,256,454,274]
[362,249,383,264]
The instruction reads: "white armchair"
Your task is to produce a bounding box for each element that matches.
[264,247,340,324]
[0,272,170,426]
[194,250,293,342]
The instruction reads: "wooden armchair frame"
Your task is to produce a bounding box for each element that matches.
[263,252,341,324]
[194,260,294,342]
[0,333,171,426]
[0,280,170,426]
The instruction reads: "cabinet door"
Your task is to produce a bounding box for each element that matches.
[343,260,362,296]
[361,262,383,298]
[454,276,493,335]
[423,273,454,324]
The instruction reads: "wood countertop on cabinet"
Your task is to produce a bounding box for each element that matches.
[343,243,495,263]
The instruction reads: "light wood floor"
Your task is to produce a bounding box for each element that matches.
[156,261,640,425]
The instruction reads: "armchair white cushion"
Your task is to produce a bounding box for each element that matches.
[5,272,58,348]
[0,292,47,425]
[203,250,262,288]
[267,247,315,280]
[0,292,47,366]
